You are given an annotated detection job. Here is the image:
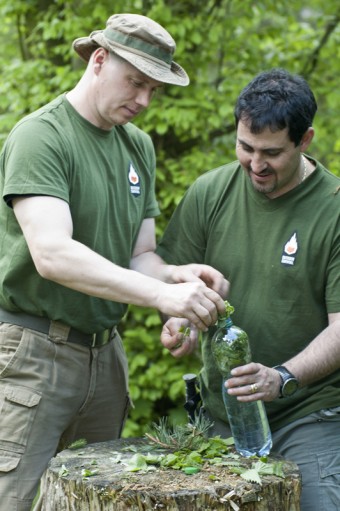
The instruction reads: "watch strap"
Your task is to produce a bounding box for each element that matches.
[273,365,295,381]
[273,365,299,398]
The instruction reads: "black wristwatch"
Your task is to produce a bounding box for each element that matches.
[273,365,299,398]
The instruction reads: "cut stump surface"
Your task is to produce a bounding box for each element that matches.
[40,438,301,510]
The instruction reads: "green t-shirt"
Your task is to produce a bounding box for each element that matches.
[157,159,340,431]
[0,95,160,333]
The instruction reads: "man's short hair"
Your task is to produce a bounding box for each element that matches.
[234,68,317,145]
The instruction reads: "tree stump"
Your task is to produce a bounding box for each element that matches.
[40,438,301,511]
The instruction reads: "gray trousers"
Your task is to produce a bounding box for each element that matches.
[206,406,340,511]
[0,322,130,511]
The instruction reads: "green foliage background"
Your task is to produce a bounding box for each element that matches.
[0,0,339,436]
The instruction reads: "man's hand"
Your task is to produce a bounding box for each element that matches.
[161,317,199,357]
[157,281,226,330]
[225,362,282,402]
[170,263,230,298]
[156,264,229,329]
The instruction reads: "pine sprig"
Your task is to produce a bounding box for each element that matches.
[145,415,213,451]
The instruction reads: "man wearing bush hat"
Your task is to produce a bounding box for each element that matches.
[73,13,189,86]
[0,13,227,510]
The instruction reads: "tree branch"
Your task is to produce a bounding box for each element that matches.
[302,10,340,78]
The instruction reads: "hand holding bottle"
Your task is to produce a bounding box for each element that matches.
[226,362,283,402]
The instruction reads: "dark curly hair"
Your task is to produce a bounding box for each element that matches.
[234,68,317,146]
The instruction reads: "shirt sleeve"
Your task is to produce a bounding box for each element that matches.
[2,118,70,204]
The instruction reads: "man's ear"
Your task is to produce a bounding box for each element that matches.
[92,48,109,71]
[300,127,314,152]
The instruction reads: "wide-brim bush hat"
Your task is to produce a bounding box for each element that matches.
[73,13,189,86]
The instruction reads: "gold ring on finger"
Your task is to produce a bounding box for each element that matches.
[250,383,258,394]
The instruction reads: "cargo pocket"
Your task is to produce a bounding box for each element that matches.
[0,384,42,470]
[318,450,340,508]
[0,453,20,473]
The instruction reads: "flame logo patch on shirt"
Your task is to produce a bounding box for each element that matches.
[281,232,299,266]
[128,163,141,197]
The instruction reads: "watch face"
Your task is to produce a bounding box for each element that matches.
[282,378,298,397]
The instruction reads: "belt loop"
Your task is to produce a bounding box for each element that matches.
[48,321,71,344]
[91,333,97,348]
[91,327,115,348]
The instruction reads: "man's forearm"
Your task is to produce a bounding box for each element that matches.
[130,250,175,282]
[285,317,340,386]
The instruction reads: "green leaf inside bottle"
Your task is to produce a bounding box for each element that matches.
[211,301,251,376]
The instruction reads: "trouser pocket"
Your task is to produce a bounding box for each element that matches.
[318,450,340,509]
[0,323,25,378]
[0,384,42,471]
[118,393,133,438]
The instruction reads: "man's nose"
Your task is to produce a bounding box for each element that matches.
[250,154,267,173]
[136,89,153,108]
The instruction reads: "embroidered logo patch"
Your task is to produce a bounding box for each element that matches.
[281,232,299,266]
[128,163,141,197]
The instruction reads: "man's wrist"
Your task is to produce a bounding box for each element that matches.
[163,264,176,283]
[273,365,299,398]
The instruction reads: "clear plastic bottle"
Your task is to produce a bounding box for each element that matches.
[211,305,272,457]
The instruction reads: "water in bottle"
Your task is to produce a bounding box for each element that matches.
[222,383,272,456]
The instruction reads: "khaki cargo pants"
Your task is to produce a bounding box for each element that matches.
[0,322,130,511]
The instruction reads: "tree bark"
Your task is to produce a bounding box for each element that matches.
[40,438,301,510]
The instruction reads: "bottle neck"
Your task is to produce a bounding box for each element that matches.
[217,316,233,328]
